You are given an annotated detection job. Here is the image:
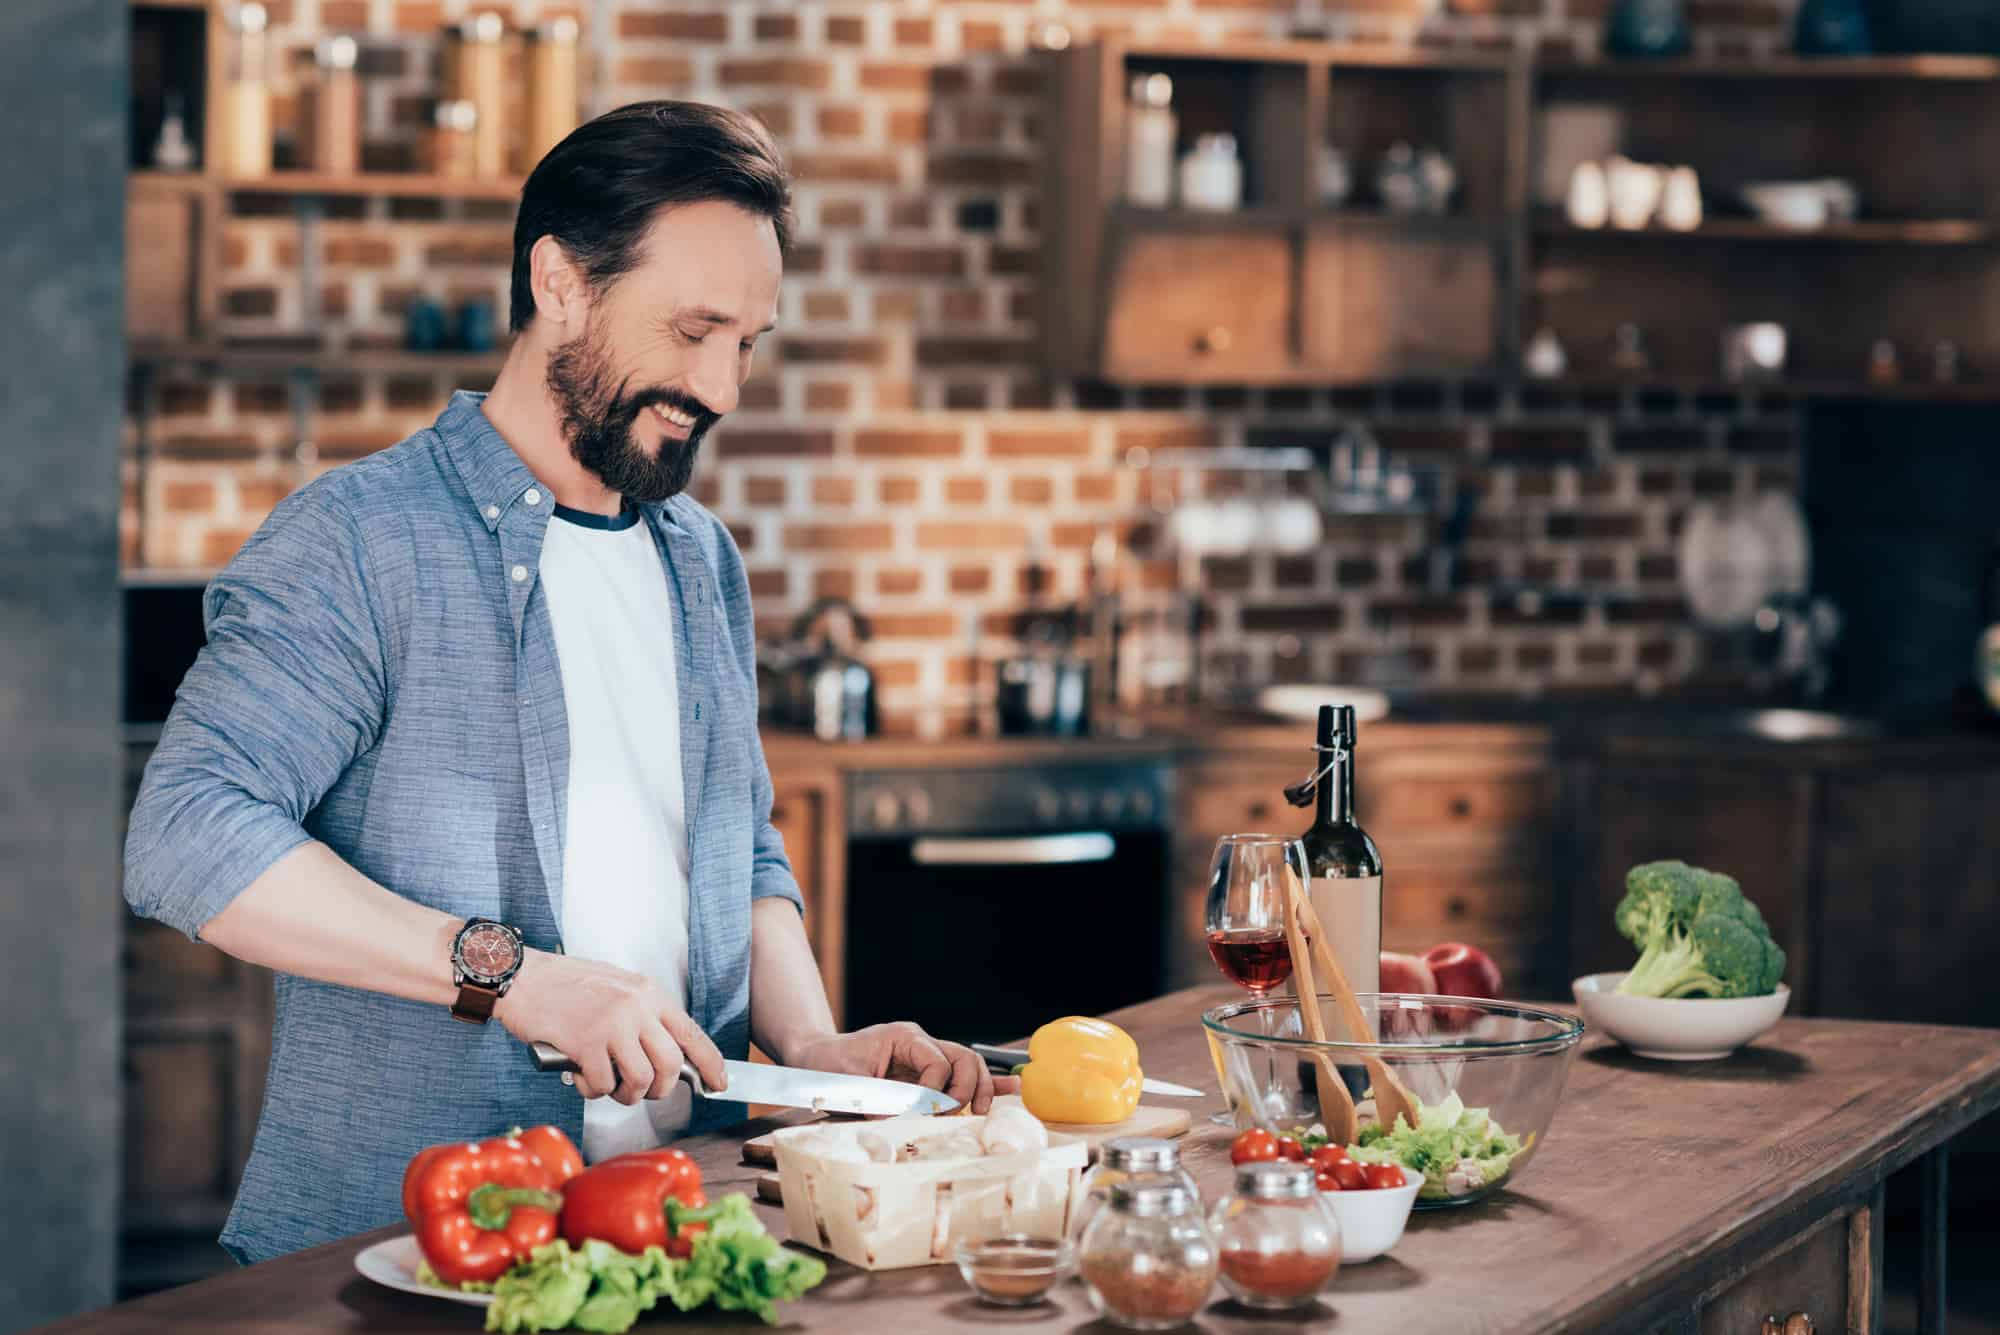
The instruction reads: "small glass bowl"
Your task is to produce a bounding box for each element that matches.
[954,1234,1074,1307]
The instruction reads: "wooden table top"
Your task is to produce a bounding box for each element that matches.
[41,987,2000,1334]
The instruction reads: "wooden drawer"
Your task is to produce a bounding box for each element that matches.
[1700,1211,1853,1335]
[1102,232,1294,382]
[1362,769,1555,845]
[125,1036,233,1209]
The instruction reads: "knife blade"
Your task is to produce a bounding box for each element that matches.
[968,1043,1204,1099]
[529,1041,959,1116]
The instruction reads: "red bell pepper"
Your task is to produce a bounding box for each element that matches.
[559,1147,724,1259]
[400,1127,578,1285]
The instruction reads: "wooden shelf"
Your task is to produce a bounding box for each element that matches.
[1533,373,2000,402]
[1539,54,2000,81]
[1536,217,1994,245]
[131,341,509,375]
[223,172,524,201]
[1113,203,1298,232]
[1320,208,1503,237]
[129,0,211,9]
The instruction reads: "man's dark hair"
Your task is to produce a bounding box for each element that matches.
[510,100,792,333]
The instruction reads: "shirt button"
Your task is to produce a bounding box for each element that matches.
[485,505,499,521]
[524,488,543,507]
[511,565,528,583]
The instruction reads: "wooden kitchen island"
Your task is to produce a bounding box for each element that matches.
[46,987,2000,1334]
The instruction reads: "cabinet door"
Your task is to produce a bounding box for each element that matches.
[1101,231,1294,383]
[1575,760,1813,1008]
[1302,224,1496,380]
[126,180,205,343]
[768,773,846,1022]
[1814,768,2000,1027]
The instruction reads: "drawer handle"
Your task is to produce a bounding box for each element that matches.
[1761,1314,1814,1335]
[1448,797,1473,818]
[1247,801,1270,822]
[1193,326,1233,355]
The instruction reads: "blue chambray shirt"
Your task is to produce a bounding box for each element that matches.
[123,391,804,1265]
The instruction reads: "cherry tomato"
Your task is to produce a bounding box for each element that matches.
[1315,1169,1342,1193]
[1330,1159,1367,1191]
[1229,1128,1281,1166]
[1362,1163,1407,1190]
[1276,1137,1308,1162]
[1308,1145,1348,1173]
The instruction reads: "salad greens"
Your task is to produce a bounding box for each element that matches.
[420,1193,827,1333]
[1346,1093,1529,1200]
[1279,1092,1531,1201]
[415,1259,496,1294]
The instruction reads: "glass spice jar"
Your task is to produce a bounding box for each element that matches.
[1210,1160,1341,1311]
[1076,1179,1218,1331]
[1074,1137,1200,1244]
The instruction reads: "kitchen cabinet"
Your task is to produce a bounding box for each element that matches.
[766,766,847,1022]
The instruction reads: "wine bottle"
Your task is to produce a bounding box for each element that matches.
[1299,704,1384,1029]
[1980,530,2000,714]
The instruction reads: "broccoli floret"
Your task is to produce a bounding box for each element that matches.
[1614,860,1785,998]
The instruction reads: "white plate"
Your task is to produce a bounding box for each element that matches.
[1255,685,1391,725]
[353,1234,494,1308]
[1573,972,1790,1061]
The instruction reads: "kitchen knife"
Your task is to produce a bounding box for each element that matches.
[968,1043,1204,1099]
[529,1041,960,1116]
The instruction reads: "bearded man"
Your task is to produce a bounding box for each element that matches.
[124,101,1003,1265]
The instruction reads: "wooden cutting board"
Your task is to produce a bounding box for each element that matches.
[741,1097,1191,1168]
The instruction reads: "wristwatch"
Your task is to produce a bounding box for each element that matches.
[449,917,524,1024]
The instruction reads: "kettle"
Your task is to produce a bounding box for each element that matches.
[782,598,876,741]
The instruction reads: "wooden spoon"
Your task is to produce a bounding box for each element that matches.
[1284,869,1425,1137]
[1282,886,1357,1145]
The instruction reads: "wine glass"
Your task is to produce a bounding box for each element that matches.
[1205,834,1308,1124]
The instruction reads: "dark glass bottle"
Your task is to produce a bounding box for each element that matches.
[1980,532,2000,713]
[1297,705,1384,1007]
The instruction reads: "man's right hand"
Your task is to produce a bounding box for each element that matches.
[495,949,726,1106]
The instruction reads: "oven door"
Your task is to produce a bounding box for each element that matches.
[842,827,1169,1043]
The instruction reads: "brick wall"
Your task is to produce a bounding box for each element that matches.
[131,0,1807,734]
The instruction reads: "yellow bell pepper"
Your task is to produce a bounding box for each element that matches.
[1018,1016,1143,1125]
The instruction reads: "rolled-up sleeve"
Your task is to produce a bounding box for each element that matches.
[125,487,388,940]
[713,521,804,917]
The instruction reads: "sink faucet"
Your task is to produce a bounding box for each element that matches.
[1751,593,1843,704]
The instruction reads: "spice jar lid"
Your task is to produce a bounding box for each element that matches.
[1234,1160,1315,1201]
[530,16,580,43]
[434,99,477,132]
[317,35,359,70]
[1108,1178,1197,1218]
[1101,1137,1180,1175]
[462,11,505,42]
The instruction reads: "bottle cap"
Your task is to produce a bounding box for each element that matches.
[1235,1160,1315,1201]
[1317,703,1356,750]
[1101,1137,1180,1174]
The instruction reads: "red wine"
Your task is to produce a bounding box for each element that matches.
[1208,927,1294,992]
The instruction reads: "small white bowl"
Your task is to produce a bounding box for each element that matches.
[1573,972,1790,1061]
[1321,1172,1422,1263]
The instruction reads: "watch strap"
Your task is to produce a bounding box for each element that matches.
[450,981,502,1024]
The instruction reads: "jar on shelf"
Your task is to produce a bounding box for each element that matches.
[222,2,273,177]
[1076,1178,1218,1331]
[1074,1137,1200,1243]
[427,100,478,180]
[448,12,509,178]
[299,35,360,174]
[1178,133,1242,213]
[1123,72,1175,208]
[521,15,581,173]
[1210,1161,1341,1311]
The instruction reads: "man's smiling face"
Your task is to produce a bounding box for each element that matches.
[545,199,782,504]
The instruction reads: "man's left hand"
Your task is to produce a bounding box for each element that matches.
[787,1023,1020,1115]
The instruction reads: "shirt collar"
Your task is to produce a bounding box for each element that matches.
[439,389,688,535]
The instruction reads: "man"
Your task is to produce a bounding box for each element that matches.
[125,100,1008,1265]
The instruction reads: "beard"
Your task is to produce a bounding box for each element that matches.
[544,322,721,504]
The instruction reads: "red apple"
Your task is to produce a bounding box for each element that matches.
[1378,951,1438,995]
[1424,942,1502,999]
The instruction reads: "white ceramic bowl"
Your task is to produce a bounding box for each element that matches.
[1321,1172,1422,1263]
[1573,972,1790,1061]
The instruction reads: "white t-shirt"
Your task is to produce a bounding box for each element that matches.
[539,501,694,1160]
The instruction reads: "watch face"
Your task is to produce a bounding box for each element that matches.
[459,922,519,984]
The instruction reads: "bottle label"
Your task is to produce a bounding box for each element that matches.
[1307,874,1382,1029]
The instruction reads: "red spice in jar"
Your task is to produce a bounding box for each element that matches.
[1219,1246,1339,1300]
[1080,1251,1215,1323]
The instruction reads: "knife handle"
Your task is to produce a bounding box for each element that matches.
[971,1043,1029,1073]
[528,1041,709,1097]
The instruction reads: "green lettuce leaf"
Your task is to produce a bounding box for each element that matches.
[479,1194,827,1333]
[1347,1094,1525,1200]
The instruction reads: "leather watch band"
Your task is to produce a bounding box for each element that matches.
[450,982,501,1024]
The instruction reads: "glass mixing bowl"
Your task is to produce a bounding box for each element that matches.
[1201,993,1585,1209]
